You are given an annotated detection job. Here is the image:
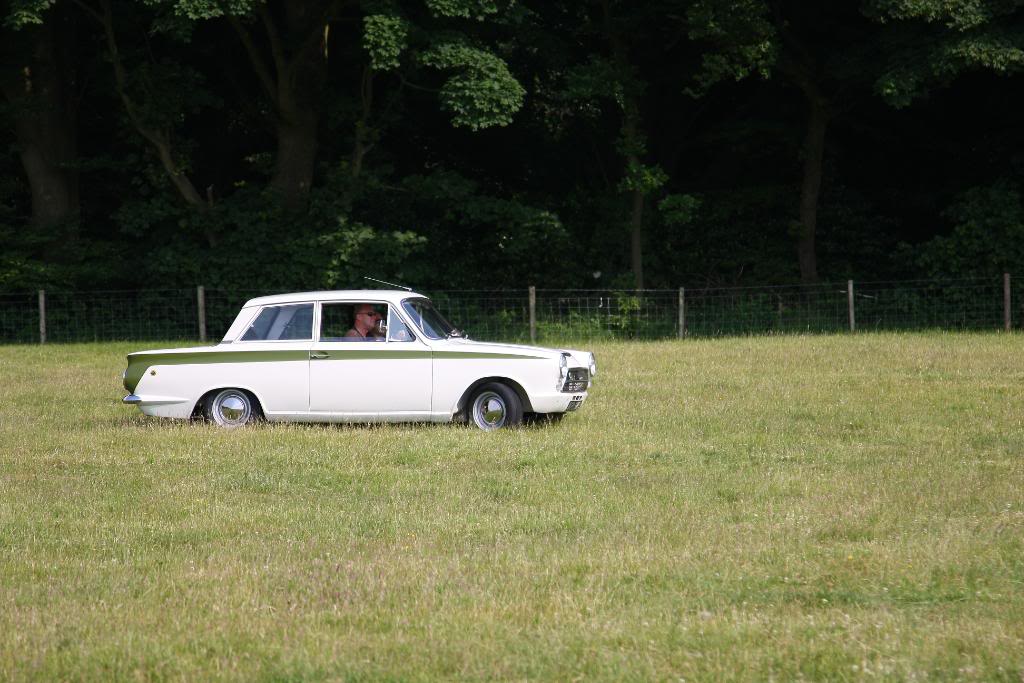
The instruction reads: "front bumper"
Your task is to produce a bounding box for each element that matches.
[529,391,588,414]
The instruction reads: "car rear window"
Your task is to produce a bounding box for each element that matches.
[240,303,313,341]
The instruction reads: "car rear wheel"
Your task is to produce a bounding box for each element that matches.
[469,383,523,431]
[204,388,256,428]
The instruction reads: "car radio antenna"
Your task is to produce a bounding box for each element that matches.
[363,276,412,291]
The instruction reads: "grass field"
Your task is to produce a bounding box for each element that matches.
[1,333,1022,681]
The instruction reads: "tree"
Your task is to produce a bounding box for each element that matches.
[868,0,1024,107]
[767,2,881,283]
[1,0,80,229]
[156,0,526,208]
[527,0,773,289]
[869,0,1024,277]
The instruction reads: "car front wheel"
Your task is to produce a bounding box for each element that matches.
[469,383,523,431]
[204,388,257,428]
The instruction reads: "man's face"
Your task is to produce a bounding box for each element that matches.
[356,305,382,333]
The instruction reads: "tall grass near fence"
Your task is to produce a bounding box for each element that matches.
[1,333,1022,680]
[0,276,1018,344]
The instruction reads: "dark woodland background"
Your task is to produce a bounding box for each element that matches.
[2,0,1022,293]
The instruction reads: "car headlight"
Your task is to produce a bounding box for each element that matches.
[588,353,597,378]
[557,353,569,389]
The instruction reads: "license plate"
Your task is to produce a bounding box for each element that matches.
[566,399,583,412]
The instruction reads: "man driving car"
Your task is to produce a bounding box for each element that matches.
[345,303,385,340]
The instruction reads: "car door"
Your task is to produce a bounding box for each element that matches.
[230,302,313,415]
[307,301,432,417]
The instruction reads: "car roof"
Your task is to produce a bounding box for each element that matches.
[242,290,427,308]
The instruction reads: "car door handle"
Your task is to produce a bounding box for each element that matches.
[310,351,329,360]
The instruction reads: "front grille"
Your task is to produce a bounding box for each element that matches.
[561,367,590,392]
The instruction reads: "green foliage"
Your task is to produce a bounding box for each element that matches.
[363,14,410,70]
[137,0,264,43]
[0,222,54,289]
[909,180,1024,277]
[868,0,1015,30]
[686,0,776,94]
[3,0,1024,294]
[424,0,503,21]
[562,57,639,111]
[658,194,702,226]
[814,185,902,281]
[122,60,220,131]
[419,42,526,129]
[617,161,667,194]
[0,165,107,290]
[381,169,573,286]
[115,184,429,291]
[650,185,796,285]
[871,0,1024,106]
[156,0,258,20]
[318,219,426,288]
[877,31,1024,106]
[2,0,54,29]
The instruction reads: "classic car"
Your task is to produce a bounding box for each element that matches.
[121,290,595,430]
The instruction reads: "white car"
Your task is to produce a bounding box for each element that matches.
[122,290,595,430]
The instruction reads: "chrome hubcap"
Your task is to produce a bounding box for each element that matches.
[214,391,250,427]
[473,391,506,430]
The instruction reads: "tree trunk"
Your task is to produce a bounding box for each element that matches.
[602,0,649,291]
[270,105,318,203]
[15,129,77,229]
[266,2,327,206]
[2,12,79,231]
[629,186,645,290]
[798,96,827,284]
[350,67,375,181]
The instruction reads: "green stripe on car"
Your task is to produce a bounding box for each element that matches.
[124,350,310,393]
[433,352,545,360]
[124,349,546,393]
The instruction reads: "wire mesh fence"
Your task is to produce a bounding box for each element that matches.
[0,292,39,344]
[528,289,680,340]
[854,279,1005,330]
[426,290,531,342]
[204,289,266,341]
[0,276,1018,345]
[42,289,200,343]
[682,284,848,336]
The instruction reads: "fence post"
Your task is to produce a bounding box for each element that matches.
[1004,273,1011,331]
[847,280,855,333]
[528,285,536,344]
[38,289,46,344]
[678,287,686,338]
[197,285,207,342]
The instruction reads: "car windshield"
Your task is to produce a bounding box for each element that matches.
[402,298,457,339]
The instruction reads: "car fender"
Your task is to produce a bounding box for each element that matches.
[451,376,534,418]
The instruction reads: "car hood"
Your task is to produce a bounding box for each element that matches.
[436,338,592,367]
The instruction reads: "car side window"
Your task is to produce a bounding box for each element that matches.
[387,309,415,342]
[320,303,354,341]
[240,303,313,341]
[321,302,387,341]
